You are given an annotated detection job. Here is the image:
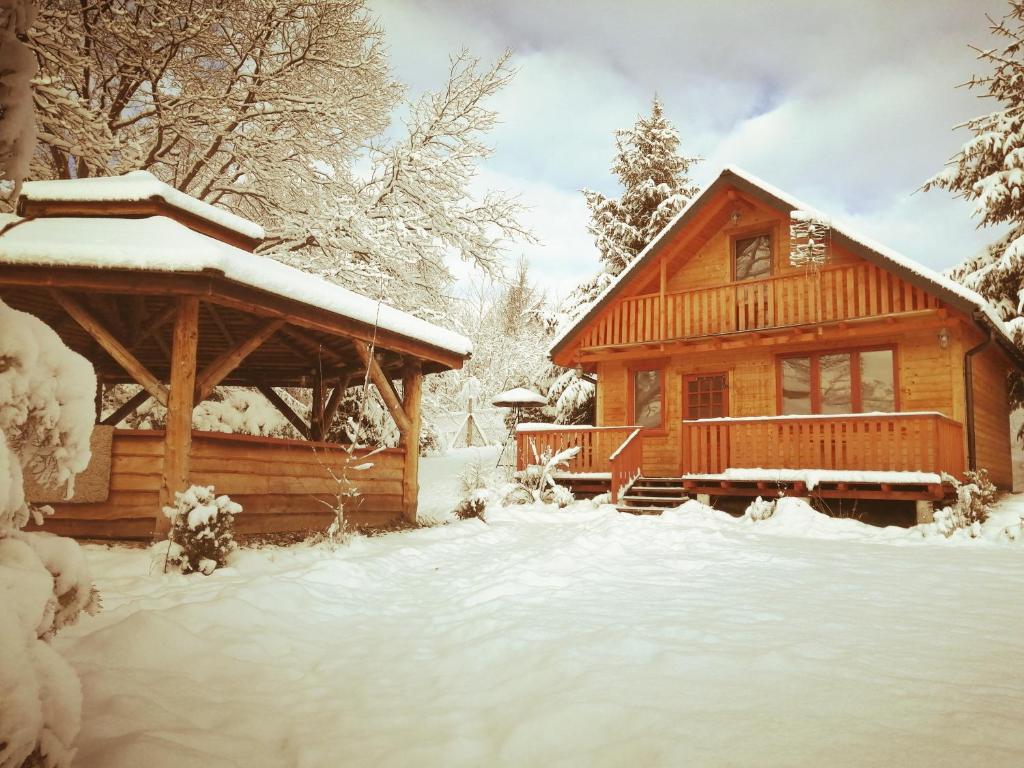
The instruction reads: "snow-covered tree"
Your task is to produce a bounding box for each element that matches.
[0,0,36,196]
[584,97,700,278]
[164,485,243,575]
[553,98,699,422]
[0,298,100,768]
[925,1,1024,410]
[24,2,528,316]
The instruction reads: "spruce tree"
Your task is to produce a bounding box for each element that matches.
[584,97,701,276]
[552,98,698,424]
[925,1,1024,409]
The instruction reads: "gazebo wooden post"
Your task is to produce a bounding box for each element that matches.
[401,360,423,523]
[311,365,326,442]
[156,296,199,538]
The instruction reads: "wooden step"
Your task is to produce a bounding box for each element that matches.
[629,485,685,495]
[621,495,687,506]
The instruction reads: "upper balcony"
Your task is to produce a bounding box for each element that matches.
[576,261,943,352]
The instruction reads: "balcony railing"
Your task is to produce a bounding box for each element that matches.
[579,261,942,349]
[681,412,965,477]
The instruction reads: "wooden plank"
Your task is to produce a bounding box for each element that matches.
[157,296,200,538]
[50,289,169,406]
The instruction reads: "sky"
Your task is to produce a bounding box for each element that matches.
[370,0,1010,301]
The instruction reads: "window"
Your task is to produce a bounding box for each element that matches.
[633,368,662,428]
[778,348,896,415]
[734,233,772,281]
[685,374,728,419]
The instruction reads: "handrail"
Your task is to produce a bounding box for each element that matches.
[684,411,963,426]
[609,428,644,502]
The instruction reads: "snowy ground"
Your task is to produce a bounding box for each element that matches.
[58,455,1024,767]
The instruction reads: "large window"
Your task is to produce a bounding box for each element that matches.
[778,348,895,415]
[685,373,728,419]
[734,233,772,281]
[633,368,663,428]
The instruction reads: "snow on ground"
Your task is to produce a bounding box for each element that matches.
[57,468,1024,767]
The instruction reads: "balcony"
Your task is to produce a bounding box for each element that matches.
[578,261,942,350]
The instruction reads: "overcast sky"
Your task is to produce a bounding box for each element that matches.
[371,0,1008,300]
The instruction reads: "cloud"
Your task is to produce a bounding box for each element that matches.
[370,0,1013,296]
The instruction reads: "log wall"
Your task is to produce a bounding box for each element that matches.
[34,430,406,540]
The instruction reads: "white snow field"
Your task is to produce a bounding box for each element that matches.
[60,471,1024,767]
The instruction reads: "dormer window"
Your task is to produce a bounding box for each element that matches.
[734,233,772,281]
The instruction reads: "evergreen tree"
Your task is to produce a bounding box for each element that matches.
[925,1,1024,410]
[552,98,698,423]
[584,97,700,276]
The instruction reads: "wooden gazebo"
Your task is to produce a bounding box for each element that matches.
[0,172,471,539]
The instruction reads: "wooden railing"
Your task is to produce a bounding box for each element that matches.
[609,428,644,501]
[580,262,942,348]
[515,425,639,475]
[681,413,965,478]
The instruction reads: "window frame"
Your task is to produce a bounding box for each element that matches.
[683,372,730,420]
[730,225,776,283]
[628,362,667,434]
[775,345,899,415]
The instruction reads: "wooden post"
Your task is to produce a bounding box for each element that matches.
[156,296,199,539]
[310,364,326,441]
[401,360,423,524]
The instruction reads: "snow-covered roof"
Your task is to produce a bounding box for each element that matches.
[492,387,547,407]
[0,214,473,359]
[20,170,265,242]
[550,166,1021,365]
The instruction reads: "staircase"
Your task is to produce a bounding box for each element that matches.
[615,476,689,515]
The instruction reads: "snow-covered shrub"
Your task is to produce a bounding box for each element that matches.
[164,486,242,575]
[193,388,299,438]
[0,300,99,768]
[505,446,578,507]
[746,496,777,522]
[455,489,489,520]
[934,469,999,538]
[454,453,492,520]
[419,420,442,456]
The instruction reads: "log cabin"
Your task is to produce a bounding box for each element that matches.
[0,171,471,540]
[526,167,1024,522]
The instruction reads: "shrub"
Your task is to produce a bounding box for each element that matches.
[454,454,492,520]
[934,469,998,537]
[164,485,242,574]
[746,496,777,521]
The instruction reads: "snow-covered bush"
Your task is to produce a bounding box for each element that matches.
[455,490,489,521]
[193,388,299,438]
[454,453,492,520]
[504,446,578,507]
[164,486,242,575]
[0,300,99,768]
[934,469,999,538]
[746,496,777,522]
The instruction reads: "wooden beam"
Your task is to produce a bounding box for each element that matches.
[254,383,311,439]
[204,302,235,346]
[401,361,423,523]
[101,389,151,426]
[353,343,412,436]
[157,296,200,539]
[194,317,284,401]
[50,289,169,406]
[322,376,349,438]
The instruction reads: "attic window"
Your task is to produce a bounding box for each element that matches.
[734,234,772,281]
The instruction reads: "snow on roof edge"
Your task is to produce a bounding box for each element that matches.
[21,171,265,242]
[0,214,472,361]
[549,165,1019,361]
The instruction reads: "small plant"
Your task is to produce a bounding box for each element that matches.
[935,469,998,537]
[454,453,492,520]
[164,485,242,574]
[745,496,776,521]
[504,445,578,507]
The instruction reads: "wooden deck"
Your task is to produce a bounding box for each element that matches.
[29,429,406,540]
[519,412,966,502]
[577,262,943,351]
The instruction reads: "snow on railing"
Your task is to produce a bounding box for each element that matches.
[515,425,639,473]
